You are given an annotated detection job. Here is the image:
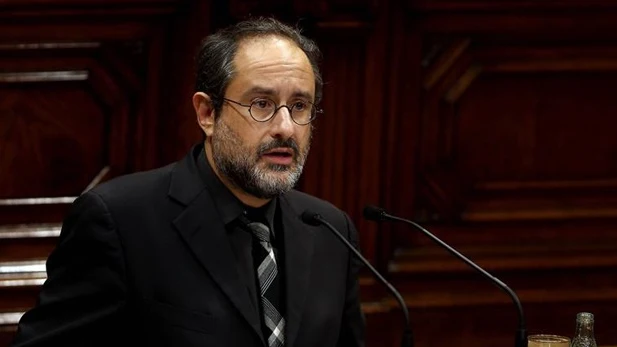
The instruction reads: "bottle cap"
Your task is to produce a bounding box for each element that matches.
[576,312,594,323]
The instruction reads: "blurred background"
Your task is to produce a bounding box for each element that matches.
[2,0,617,346]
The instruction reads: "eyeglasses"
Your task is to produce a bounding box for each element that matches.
[222,97,322,125]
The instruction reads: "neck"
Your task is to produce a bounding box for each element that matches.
[204,140,271,208]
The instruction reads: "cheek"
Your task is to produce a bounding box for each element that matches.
[222,118,261,148]
[243,133,268,153]
[297,128,312,146]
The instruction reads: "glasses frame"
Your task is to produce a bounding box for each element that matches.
[222,97,323,125]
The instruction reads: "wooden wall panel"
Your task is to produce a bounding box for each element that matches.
[305,20,386,264]
[157,0,213,164]
[0,0,193,203]
[385,1,617,346]
[416,39,617,223]
[0,44,136,199]
[0,82,105,198]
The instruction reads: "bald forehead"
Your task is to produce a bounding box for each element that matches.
[227,35,316,100]
[234,35,311,72]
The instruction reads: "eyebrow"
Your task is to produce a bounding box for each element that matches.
[242,86,314,101]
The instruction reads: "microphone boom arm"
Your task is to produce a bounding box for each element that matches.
[373,209,527,347]
[308,213,413,347]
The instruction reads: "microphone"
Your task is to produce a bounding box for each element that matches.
[301,210,413,347]
[363,205,528,347]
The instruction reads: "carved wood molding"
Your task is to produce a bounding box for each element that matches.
[401,1,617,40]
[0,0,179,19]
[0,312,23,326]
[385,241,617,319]
[407,0,617,12]
[0,260,47,288]
[0,71,88,83]
[386,287,617,309]
[390,242,617,273]
[225,0,379,37]
[0,224,61,239]
[228,0,378,17]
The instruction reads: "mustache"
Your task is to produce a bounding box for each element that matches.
[257,138,300,157]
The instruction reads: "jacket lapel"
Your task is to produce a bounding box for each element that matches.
[280,196,315,347]
[168,147,264,345]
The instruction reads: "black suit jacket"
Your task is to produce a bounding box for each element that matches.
[12,145,365,347]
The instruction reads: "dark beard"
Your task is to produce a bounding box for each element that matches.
[214,136,304,199]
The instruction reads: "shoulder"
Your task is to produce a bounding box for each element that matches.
[283,189,336,210]
[93,163,175,196]
[64,162,185,234]
[87,163,176,208]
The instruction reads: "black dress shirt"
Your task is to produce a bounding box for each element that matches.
[195,148,285,319]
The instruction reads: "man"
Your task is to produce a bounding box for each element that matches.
[11,17,365,347]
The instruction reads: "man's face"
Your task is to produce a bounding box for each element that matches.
[209,36,315,199]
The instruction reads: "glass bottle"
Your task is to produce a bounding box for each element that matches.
[571,312,597,347]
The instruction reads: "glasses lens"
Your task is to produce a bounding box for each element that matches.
[291,107,314,125]
[250,99,276,121]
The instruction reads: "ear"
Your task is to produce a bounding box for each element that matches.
[192,92,216,137]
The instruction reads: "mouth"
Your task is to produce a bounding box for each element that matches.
[261,148,295,165]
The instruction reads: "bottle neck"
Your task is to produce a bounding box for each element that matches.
[575,321,595,338]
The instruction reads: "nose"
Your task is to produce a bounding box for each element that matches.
[269,106,295,139]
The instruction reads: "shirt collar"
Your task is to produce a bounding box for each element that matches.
[195,144,277,231]
[244,198,277,237]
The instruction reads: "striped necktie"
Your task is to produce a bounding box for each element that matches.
[247,221,285,347]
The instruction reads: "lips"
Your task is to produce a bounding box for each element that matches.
[264,148,293,156]
[262,148,294,165]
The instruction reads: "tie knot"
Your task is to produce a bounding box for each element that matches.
[247,221,271,244]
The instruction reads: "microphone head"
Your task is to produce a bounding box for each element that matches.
[301,210,322,226]
[363,205,387,221]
